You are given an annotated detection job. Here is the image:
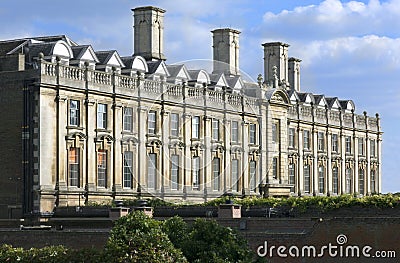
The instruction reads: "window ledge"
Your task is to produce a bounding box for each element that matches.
[66,126,84,130]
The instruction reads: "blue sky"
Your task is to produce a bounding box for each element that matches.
[1,0,399,193]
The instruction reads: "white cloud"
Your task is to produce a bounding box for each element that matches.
[261,0,400,40]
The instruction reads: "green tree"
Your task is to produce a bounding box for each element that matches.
[104,211,187,263]
[163,217,259,263]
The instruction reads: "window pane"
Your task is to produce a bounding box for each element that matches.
[231,121,238,142]
[370,170,376,193]
[232,159,239,192]
[332,134,338,152]
[249,161,256,192]
[332,167,339,194]
[69,100,80,126]
[272,157,278,179]
[249,124,256,144]
[212,119,219,141]
[171,155,179,190]
[123,107,133,132]
[147,153,157,189]
[148,111,156,134]
[192,156,200,190]
[345,136,352,153]
[69,147,80,187]
[213,158,220,191]
[289,128,295,148]
[346,168,352,194]
[97,104,107,129]
[123,151,133,188]
[304,130,309,150]
[97,150,107,187]
[289,163,295,193]
[171,113,179,137]
[318,166,325,193]
[318,132,325,151]
[359,168,365,195]
[192,116,200,139]
[304,165,310,193]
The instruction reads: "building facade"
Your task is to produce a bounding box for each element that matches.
[0,6,382,218]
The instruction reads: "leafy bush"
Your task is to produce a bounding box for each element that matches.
[104,211,187,263]
[162,217,261,263]
[0,244,102,263]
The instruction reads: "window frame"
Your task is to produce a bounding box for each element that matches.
[147,111,157,135]
[192,116,200,139]
[97,103,107,129]
[318,166,325,194]
[97,150,107,187]
[249,123,256,144]
[303,130,310,150]
[212,118,220,141]
[332,133,338,152]
[170,113,179,137]
[317,132,325,151]
[69,100,80,127]
[212,157,220,191]
[171,155,179,190]
[304,164,311,194]
[332,166,339,194]
[123,151,133,189]
[288,128,295,148]
[288,163,295,193]
[192,156,200,190]
[147,153,157,189]
[123,107,133,132]
[345,136,352,154]
[249,160,256,192]
[69,147,80,187]
[231,121,239,143]
[231,159,239,192]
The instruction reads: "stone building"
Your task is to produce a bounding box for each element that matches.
[0,6,382,218]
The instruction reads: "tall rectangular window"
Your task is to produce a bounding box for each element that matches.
[303,130,310,150]
[318,166,325,194]
[170,113,179,137]
[212,119,219,141]
[69,147,80,187]
[97,104,107,129]
[213,158,220,191]
[332,134,338,152]
[148,111,156,135]
[192,116,200,139]
[332,167,339,194]
[69,100,80,126]
[231,159,239,192]
[304,164,310,193]
[370,139,376,157]
[359,168,365,195]
[370,170,376,193]
[249,123,256,144]
[272,122,278,143]
[272,157,278,179]
[317,132,325,151]
[288,163,295,193]
[231,121,238,143]
[97,150,107,187]
[345,168,352,194]
[147,153,157,189]
[123,107,133,132]
[123,151,133,189]
[249,161,256,192]
[192,156,200,190]
[345,136,352,154]
[288,128,295,148]
[358,138,364,155]
[171,155,179,190]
